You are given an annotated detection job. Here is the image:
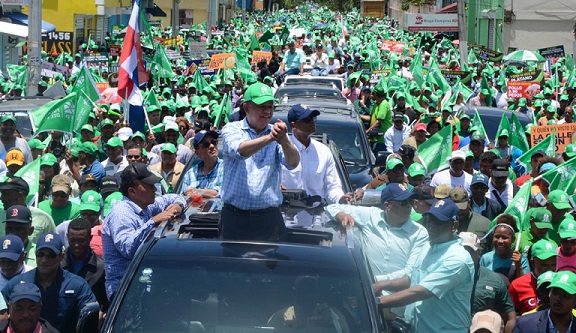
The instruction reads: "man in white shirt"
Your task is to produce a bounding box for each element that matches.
[281,104,351,204]
[101,137,129,181]
[487,158,513,208]
[430,151,473,194]
[0,234,33,290]
[326,53,341,74]
[310,44,329,76]
[384,113,411,153]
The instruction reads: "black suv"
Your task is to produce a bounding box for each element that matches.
[78,204,387,333]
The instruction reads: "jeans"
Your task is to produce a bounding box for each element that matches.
[220,204,287,241]
[311,67,328,76]
[275,67,301,85]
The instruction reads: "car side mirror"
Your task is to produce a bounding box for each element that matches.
[374,151,390,167]
[76,302,100,333]
[368,128,383,140]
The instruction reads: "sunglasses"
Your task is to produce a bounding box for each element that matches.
[52,192,68,198]
[127,155,141,160]
[36,251,58,259]
[472,185,488,191]
[200,140,217,148]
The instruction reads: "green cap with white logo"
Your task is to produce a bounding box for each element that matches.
[537,271,556,288]
[548,271,576,295]
[559,218,576,240]
[530,207,553,230]
[408,163,425,177]
[531,239,558,260]
[548,190,572,210]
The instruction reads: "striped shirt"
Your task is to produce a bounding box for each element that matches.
[180,158,224,194]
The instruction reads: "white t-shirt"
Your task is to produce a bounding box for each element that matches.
[430,169,472,194]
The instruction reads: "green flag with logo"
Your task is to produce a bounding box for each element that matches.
[70,65,102,103]
[497,179,533,231]
[213,92,232,128]
[539,157,576,192]
[516,129,556,174]
[29,92,92,134]
[15,157,41,205]
[417,125,453,176]
[153,42,176,79]
[509,112,530,152]
[471,109,488,142]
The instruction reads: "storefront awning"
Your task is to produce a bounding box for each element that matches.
[2,12,56,33]
[146,4,167,17]
[0,21,29,38]
[436,3,457,14]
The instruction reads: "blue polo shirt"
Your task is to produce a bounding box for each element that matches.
[2,268,96,333]
[282,49,305,71]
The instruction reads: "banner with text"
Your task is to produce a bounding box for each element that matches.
[507,81,540,99]
[468,43,503,62]
[537,45,565,59]
[530,123,576,153]
[41,31,73,55]
[251,51,272,65]
[208,53,236,70]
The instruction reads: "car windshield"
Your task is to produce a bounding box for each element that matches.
[316,123,366,164]
[0,111,34,139]
[111,251,372,333]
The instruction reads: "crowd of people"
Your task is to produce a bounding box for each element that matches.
[0,4,573,333]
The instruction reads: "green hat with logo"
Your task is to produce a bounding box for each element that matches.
[470,132,484,143]
[243,82,277,105]
[531,239,558,260]
[498,129,509,138]
[101,118,114,128]
[548,271,576,295]
[81,124,94,133]
[28,138,46,150]
[106,137,124,148]
[131,131,146,141]
[80,190,102,212]
[161,143,177,154]
[386,158,404,171]
[408,162,425,177]
[559,218,576,240]
[560,94,570,102]
[147,105,160,113]
[564,143,576,158]
[548,190,572,210]
[537,271,556,288]
[533,99,543,107]
[79,142,98,156]
[530,207,553,229]
[103,191,123,218]
[39,153,57,167]
[1,115,16,123]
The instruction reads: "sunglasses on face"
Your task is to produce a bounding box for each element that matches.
[36,251,58,259]
[472,185,488,191]
[200,140,217,148]
[127,155,141,160]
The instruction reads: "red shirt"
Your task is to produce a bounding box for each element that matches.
[508,273,538,314]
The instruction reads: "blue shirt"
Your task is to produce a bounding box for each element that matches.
[480,249,531,275]
[84,160,105,182]
[325,204,429,281]
[101,194,185,297]
[180,158,224,194]
[220,119,294,210]
[2,268,96,333]
[407,238,475,333]
[282,49,305,71]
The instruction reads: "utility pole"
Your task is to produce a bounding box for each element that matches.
[457,0,468,67]
[172,0,179,37]
[26,0,42,96]
[206,0,213,43]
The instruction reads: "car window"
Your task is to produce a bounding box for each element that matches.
[0,112,34,139]
[112,254,372,333]
[316,124,365,163]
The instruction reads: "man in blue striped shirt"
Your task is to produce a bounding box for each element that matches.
[220,82,299,241]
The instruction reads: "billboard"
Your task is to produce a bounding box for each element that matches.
[403,14,458,32]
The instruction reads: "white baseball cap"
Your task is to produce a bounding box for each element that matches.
[470,310,502,333]
[117,127,133,141]
[448,150,466,162]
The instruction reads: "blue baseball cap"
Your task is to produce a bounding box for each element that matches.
[424,199,460,222]
[0,234,24,261]
[287,104,320,123]
[380,183,413,203]
[471,173,489,186]
[9,282,41,303]
[36,232,64,254]
[193,130,219,149]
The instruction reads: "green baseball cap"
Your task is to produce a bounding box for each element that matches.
[79,142,98,156]
[103,191,123,218]
[81,124,94,133]
[408,163,425,177]
[564,144,576,158]
[548,271,576,295]
[131,131,146,141]
[386,158,404,171]
[559,218,576,240]
[548,190,572,210]
[498,129,509,138]
[530,207,553,229]
[147,105,160,113]
[106,137,124,148]
[80,190,102,212]
[161,143,177,154]
[533,100,543,107]
[28,138,46,150]
[101,118,114,128]
[0,115,16,123]
[560,94,570,102]
[243,82,278,105]
[537,271,556,288]
[39,153,57,167]
[531,239,558,260]
[470,132,484,143]
[518,98,527,107]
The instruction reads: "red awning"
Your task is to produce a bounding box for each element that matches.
[436,2,457,13]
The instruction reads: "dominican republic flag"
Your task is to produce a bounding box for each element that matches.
[118,0,148,106]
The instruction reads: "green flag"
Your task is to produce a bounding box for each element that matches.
[495,113,510,142]
[509,112,530,152]
[234,50,253,80]
[15,158,41,205]
[29,92,91,134]
[539,157,576,191]
[6,64,26,89]
[212,92,232,128]
[410,51,424,87]
[153,43,175,79]
[517,129,556,174]
[248,34,260,51]
[467,49,479,65]
[417,125,453,175]
[496,179,533,231]
[144,89,161,109]
[192,70,209,93]
[280,26,290,44]
[258,30,273,43]
[471,109,488,142]
[70,65,102,103]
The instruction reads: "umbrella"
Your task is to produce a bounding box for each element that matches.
[503,50,545,63]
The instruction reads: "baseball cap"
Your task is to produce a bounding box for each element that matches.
[193,130,219,149]
[380,183,413,202]
[448,150,466,162]
[79,142,98,156]
[121,162,162,186]
[81,124,94,133]
[0,234,24,261]
[531,149,546,159]
[4,205,31,224]
[106,137,124,148]
[564,144,576,158]
[0,176,29,194]
[80,190,102,212]
[424,198,460,222]
[470,310,502,333]
[287,104,320,123]
[449,187,469,210]
[51,174,71,194]
[161,143,177,154]
[559,218,576,240]
[131,131,146,142]
[393,113,404,122]
[518,98,527,107]
[491,159,509,178]
[79,173,97,185]
[5,150,24,167]
[548,271,576,295]
[470,132,484,143]
[397,145,415,159]
[498,129,509,138]
[36,232,64,254]
[386,158,404,171]
[117,127,134,141]
[434,184,453,199]
[414,123,428,132]
[530,207,553,230]
[471,173,489,187]
[408,163,425,177]
[548,190,572,210]
[537,271,556,288]
[164,122,179,133]
[28,138,46,150]
[103,191,123,218]
[39,153,57,167]
[101,118,114,128]
[9,282,41,304]
[243,82,278,105]
[531,239,559,260]
[100,176,119,195]
[539,162,557,174]
[411,185,436,203]
[460,231,480,251]
[0,115,16,123]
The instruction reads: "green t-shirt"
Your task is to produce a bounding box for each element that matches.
[473,266,515,315]
[38,200,81,226]
[370,99,392,143]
